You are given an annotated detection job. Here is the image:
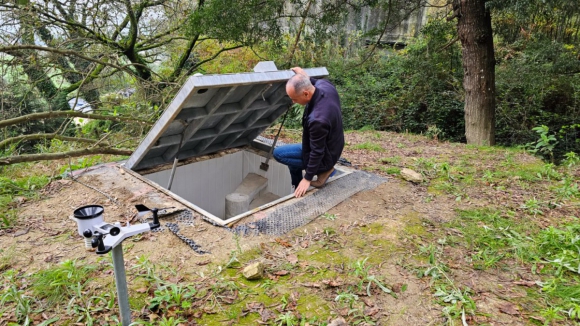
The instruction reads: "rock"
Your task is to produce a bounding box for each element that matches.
[328,317,347,326]
[242,262,264,280]
[400,168,424,183]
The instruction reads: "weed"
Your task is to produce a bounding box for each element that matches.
[66,286,113,326]
[334,291,359,308]
[131,316,186,326]
[148,283,196,311]
[540,306,566,325]
[481,170,495,183]
[1,284,35,325]
[528,125,558,162]
[131,255,161,285]
[0,210,18,229]
[350,258,393,296]
[553,177,579,201]
[426,125,443,140]
[381,168,401,175]
[322,213,337,221]
[32,259,96,303]
[521,198,544,216]
[352,142,384,152]
[537,163,561,181]
[323,227,335,236]
[276,311,298,326]
[562,151,580,167]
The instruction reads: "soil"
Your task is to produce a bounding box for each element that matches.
[1,130,572,325]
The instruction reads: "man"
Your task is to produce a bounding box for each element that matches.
[273,67,345,198]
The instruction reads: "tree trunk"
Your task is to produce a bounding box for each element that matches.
[456,0,496,145]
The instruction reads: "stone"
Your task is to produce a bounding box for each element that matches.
[242,262,264,280]
[328,318,347,326]
[400,168,424,183]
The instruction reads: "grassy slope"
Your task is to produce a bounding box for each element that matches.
[1,130,579,326]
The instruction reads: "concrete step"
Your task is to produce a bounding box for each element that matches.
[250,192,281,209]
[225,173,268,218]
[234,173,268,200]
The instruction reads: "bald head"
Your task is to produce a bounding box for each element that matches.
[286,74,315,105]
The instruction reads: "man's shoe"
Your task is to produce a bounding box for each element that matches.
[311,168,335,188]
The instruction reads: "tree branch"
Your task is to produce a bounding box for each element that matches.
[1,45,131,74]
[0,133,107,150]
[0,148,133,166]
[184,44,244,76]
[0,111,152,129]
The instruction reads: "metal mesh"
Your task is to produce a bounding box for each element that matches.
[233,171,387,235]
[166,222,210,254]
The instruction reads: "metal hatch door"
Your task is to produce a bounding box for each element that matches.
[124,62,328,171]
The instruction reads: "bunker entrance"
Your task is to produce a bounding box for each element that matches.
[139,147,349,223]
[122,62,349,227]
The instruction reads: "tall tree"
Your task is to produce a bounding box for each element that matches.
[450,0,496,145]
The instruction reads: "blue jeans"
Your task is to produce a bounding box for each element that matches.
[273,144,334,187]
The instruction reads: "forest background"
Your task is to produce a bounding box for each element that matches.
[1,0,579,165]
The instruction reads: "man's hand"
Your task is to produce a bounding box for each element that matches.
[294,178,311,198]
[291,67,309,78]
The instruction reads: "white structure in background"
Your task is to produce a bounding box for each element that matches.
[68,98,93,126]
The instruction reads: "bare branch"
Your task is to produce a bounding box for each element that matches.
[1,45,131,74]
[0,111,152,129]
[0,148,133,166]
[0,134,107,150]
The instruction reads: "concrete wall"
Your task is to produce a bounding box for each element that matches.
[143,151,292,218]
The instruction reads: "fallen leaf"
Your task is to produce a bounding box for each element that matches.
[300,240,310,248]
[275,238,292,248]
[260,309,276,322]
[364,306,380,316]
[301,282,321,288]
[274,270,289,276]
[361,297,375,307]
[13,228,30,237]
[499,302,520,315]
[287,254,298,264]
[136,288,148,293]
[246,301,264,312]
[148,313,160,320]
[196,260,211,266]
[322,279,342,287]
[513,280,536,287]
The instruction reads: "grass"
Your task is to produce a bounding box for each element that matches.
[1,131,580,325]
[31,259,97,304]
[352,141,384,152]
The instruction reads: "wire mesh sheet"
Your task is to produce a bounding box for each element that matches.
[233,171,387,235]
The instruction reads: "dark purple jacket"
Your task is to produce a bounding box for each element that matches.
[302,78,344,181]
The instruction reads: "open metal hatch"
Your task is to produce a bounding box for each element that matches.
[121,62,356,227]
[124,62,328,171]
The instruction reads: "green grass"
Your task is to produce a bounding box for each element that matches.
[31,259,97,304]
[379,156,401,164]
[352,141,384,152]
[441,209,580,323]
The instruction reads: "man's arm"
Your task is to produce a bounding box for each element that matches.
[295,120,330,198]
[291,67,308,77]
